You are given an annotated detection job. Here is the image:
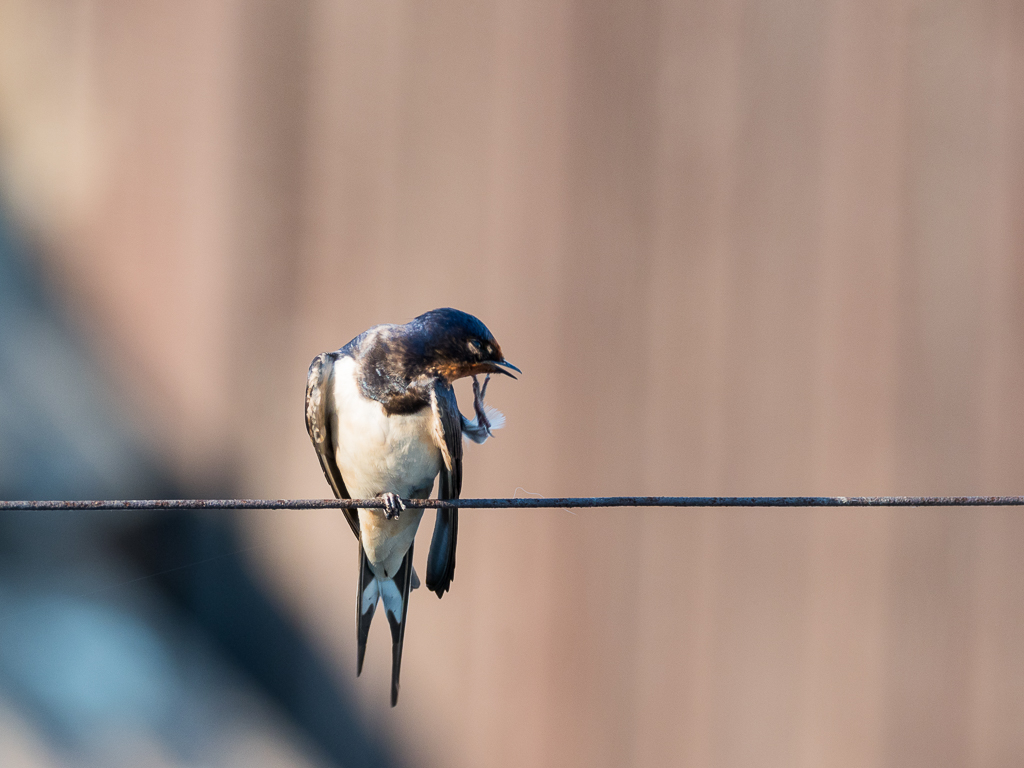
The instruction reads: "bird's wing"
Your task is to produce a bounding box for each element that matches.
[426,380,462,597]
[305,352,359,538]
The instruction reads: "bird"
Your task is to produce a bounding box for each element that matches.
[304,308,518,706]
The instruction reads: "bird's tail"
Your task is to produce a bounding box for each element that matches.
[356,543,417,706]
[426,509,457,596]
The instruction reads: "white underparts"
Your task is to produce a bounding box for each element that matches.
[330,356,442,499]
[329,355,440,578]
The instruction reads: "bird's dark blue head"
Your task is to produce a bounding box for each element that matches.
[407,308,520,382]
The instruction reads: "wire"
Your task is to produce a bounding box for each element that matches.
[1,495,1023,511]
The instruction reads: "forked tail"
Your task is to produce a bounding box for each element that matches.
[356,543,416,706]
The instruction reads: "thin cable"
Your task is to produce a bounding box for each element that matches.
[2,495,1023,511]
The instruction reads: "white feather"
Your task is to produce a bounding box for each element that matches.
[482,405,505,431]
[462,406,505,444]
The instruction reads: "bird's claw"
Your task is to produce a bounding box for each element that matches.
[379,492,406,520]
[472,374,493,438]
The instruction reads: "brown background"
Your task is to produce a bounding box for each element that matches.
[2,0,1024,766]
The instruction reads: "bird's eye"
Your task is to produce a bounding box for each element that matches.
[467,340,481,355]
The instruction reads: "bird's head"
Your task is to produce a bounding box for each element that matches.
[412,308,520,382]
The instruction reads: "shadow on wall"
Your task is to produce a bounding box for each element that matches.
[0,208,400,768]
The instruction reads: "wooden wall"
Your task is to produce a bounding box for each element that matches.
[2,0,1024,766]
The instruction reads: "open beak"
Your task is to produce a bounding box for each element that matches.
[483,359,521,379]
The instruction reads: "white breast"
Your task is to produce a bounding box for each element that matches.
[329,355,442,577]
[329,355,442,499]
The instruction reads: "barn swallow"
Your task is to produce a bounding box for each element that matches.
[304,308,518,705]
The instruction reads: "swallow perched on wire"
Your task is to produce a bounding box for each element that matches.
[304,308,518,705]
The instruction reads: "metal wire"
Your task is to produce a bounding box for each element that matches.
[1,495,1023,511]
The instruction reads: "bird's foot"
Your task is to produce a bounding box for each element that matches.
[379,492,406,520]
[471,374,493,438]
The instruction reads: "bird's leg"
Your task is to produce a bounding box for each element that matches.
[472,374,493,437]
[378,492,406,520]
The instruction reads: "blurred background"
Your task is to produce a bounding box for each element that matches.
[0,0,1023,766]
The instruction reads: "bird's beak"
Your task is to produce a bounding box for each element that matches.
[482,359,521,379]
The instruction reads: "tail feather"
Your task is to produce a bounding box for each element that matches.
[384,543,415,707]
[426,509,457,597]
[356,548,376,676]
[355,543,416,706]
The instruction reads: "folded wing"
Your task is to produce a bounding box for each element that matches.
[426,379,462,597]
[304,352,359,538]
